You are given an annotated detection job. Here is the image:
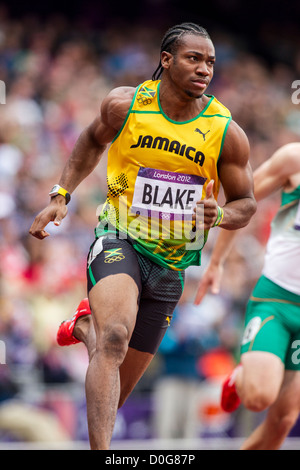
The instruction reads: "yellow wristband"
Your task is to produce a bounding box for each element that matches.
[213,206,224,227]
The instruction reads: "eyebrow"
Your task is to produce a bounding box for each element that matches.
[187,50,216,59]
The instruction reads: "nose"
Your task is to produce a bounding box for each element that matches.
[195,61,210,76]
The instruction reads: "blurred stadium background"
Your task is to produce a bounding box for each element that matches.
[0,0,300,450]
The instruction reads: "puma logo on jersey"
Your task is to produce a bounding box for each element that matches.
[195,128,210,141]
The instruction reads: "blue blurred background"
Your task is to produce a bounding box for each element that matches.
[0,0,299,448]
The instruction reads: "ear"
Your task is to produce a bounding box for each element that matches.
[161,51,173,70]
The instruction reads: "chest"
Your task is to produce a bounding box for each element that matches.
[120,111,224,175]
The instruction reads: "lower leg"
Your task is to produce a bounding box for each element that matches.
[85,334,125,450]
[84,275,139,450]
[73,315,96,361]
[119,347,154,408]
[73,316,154,410]
[241,370,300,450]
[240,411,298,450]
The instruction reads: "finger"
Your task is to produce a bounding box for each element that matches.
[54,206,68,226]
[29,216,51,239]
[193,180,214,212]
[203,207,218,230]
[194,279,210,305]
[205,179,214,199]
[29,229,50,240]
[211,276,220,295]
[38,230,50,239]
[194,287,206,305]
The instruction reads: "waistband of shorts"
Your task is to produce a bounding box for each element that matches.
[250,275,300,305]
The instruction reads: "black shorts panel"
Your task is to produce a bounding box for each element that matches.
[87,237,142,294]
[129,298,179,354]
[86,237,185,354]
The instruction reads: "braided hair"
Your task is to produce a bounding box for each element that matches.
[152,22,211,81]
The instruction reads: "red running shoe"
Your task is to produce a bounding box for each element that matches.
[221,365,242,413]
[57,298,91,346]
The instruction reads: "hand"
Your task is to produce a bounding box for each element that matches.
[194,180,219,230]
[29,198,68,240]
[194,262,224,305]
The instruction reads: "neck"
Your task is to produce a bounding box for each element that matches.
[158,79,207,122]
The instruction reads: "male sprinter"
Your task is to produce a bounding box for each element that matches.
[29,23,256,449]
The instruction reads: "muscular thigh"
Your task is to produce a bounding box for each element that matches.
[89,274,140,338]
[86,236,185,354]
[86,237,142,335]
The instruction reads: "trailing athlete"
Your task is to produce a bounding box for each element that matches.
[196,142,300,450]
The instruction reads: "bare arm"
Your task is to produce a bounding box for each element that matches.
[253,142,300,200]
[29,86,135,239]
[217,120,256,229]
[194,121,256,303]
[195,120,256,231]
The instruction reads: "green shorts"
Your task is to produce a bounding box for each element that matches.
[240,275,300,370]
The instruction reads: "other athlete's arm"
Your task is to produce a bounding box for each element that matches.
[194,142,300,304]
[253,142,300,199]
[29,87,135,240]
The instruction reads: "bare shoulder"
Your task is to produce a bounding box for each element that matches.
[220,119,250,166]
[101,86,136,131]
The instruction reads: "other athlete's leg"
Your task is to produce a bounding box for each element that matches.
[221,351,285,413]
[236,351,285,412]
[241,370,300,450]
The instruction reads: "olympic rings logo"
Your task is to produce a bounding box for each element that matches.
[104,254,125,263]
[137,94,152,106]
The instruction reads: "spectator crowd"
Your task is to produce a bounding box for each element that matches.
[0,6,299,444]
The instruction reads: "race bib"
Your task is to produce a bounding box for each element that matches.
[130,167,206,220]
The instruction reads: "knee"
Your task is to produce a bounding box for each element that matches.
[242,386,277,412]
[99,323,129,364]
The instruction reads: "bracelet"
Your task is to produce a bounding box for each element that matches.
[213,206,224,227]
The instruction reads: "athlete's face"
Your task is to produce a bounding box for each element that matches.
[162,34,215,99]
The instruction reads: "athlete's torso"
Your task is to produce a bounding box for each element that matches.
[96,79,232,270]
[263,185,300,294]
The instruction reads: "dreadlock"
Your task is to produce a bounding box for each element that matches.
[152,22,211,81]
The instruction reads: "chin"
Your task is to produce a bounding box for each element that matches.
[185,89,203,99]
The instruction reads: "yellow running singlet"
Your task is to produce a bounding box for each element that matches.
[96,79,232,270]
